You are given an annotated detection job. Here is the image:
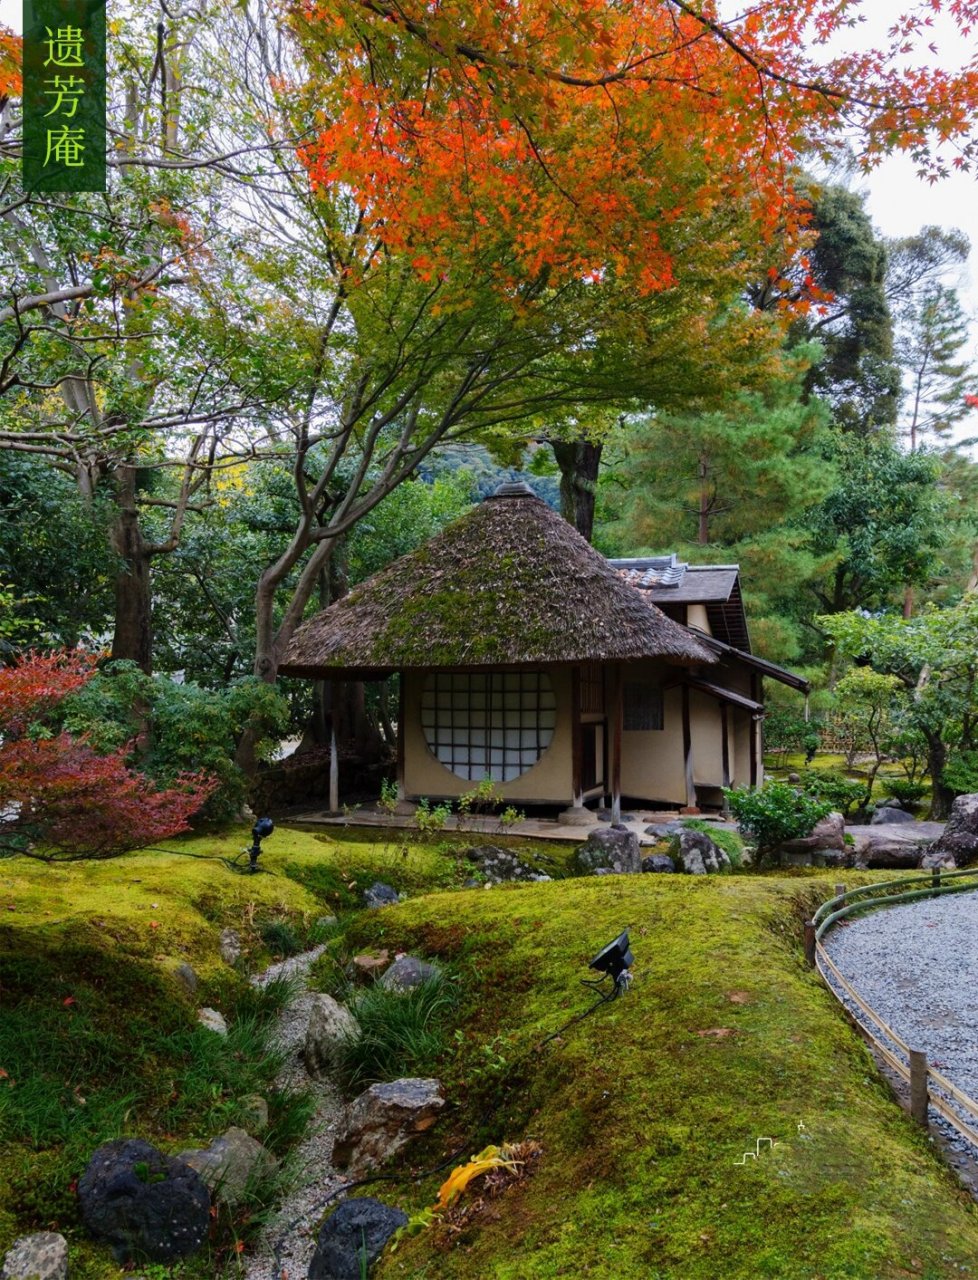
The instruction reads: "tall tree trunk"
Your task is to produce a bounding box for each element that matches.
[924,730,953,820]
[552,438,603,542]
[697,453,711,545]
[110,465,153,674]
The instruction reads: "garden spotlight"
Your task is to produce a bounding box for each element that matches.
[247,817,275,873]
[587,930,634,998]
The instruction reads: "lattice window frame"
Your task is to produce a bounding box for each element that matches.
[420,671,557,782]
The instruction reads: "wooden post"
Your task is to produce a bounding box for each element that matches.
[804,920,816,967]
[749,674,760,788]
[910,1049,929,1127]
[329,718,340,814]
[720,703,730,790]
[571,666,583,806]
[931,867,942,891]
[611,665,623,825]
[681,684,695,810]
[834,883,846,900]
[396,675,406,800]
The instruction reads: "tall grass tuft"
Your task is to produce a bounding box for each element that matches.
[337,976,458,1093]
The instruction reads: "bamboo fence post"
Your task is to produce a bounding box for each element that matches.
[804,920,817,967]
[910,1049,929,1127]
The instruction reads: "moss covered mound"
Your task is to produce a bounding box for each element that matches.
[336,875,978,1280]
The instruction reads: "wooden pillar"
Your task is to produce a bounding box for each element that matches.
[749,674,760,788]
[682,683,695,810]
[329,717,340,814]
[571,666,583,806]
[611,664,623,824]
[720,703,730,789]
[396,674,406,800]
[804,919,816,967]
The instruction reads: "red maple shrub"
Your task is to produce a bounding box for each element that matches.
[0,652,216,861]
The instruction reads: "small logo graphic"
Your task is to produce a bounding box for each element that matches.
[734,1136,783,1165]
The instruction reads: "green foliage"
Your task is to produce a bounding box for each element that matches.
[59,663,289,822]
[798,769,865,816]
[415,797,452,836]
[725,782,831,864]
[942,750,978,798]
[879,776,928,807]
[337,976,458,1093]
[259,919,302,958]
[378,778,399,815]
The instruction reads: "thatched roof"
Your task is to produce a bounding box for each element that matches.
[280,484,715,677]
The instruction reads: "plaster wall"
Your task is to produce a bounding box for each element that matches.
[402,667,574,803]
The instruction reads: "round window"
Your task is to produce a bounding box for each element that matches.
[420,671,556,782]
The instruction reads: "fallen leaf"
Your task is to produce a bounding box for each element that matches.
[726,991,750,1004]
[62,996,76,1007]
[695,1027,735,1038]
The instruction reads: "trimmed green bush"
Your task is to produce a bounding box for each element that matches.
[798,769,865,816]
[725,782,831,866]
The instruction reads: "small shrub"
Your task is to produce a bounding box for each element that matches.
[378,778,399,815]
[880,777,929,807]
[416,797,452,836]
[338,975,457,1092]
[798,769,865,816]
[725,783,831,867]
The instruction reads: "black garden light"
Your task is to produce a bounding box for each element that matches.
[247,817,275,873]
[586,929,634,998]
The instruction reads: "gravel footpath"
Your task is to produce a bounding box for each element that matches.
[823,890,978,1170]
[243,946,348,1280]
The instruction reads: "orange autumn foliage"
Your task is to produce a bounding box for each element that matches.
[289,0,978,298]
[0,24,21,103]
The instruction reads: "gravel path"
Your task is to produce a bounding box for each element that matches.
[243,946,348,1280]
[823,890,978,1169]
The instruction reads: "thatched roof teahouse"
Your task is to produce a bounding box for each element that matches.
[281,483,790,818]
[281,483,714,678]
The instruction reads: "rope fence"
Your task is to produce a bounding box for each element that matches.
[806,868,978,1143]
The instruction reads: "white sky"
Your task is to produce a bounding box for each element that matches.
[3,0,977,386]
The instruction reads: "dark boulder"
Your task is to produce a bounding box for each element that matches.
[641,854,676,873]
[78,1139,209,1263]
[927,794,978,866]
[379,956,442,992]
[573,827,641,875]
[670,830,729,875]
[307,1198,408,1280]
[870,806,915,825]
[464,845,550,884]
[362,882,400,909]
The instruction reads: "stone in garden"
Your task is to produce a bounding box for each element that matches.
[927,793,978,866]
[332,1078,445,1178]
[174,962,198,996]
[237,1093,269,1133]
[78,1138,210,1263]
[919,844,957,871]
[845,822,944,869]
[1,1232,68,1280]
[349,950,390,984]
[670,830,729,875]
[316,915,339,930]
[379,955,442,992]
[573,826,641,875]
[641,853,676,873]
[556,806,597,827]
[219,927,241,965]
[787,772,801,783]
[177,1127,277,1208]
[197,1007,228,1036]
[307,1198,408,1280]
[870,806,915,825]
[645,822,683,838]
[304,993,360,1078]
[363,882,400,909]
[465,845,548,884]
[780,811,846,855]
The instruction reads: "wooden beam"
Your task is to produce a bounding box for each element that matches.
[611,664,623,824]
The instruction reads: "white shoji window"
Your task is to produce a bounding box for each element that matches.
[420,671,556,782]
